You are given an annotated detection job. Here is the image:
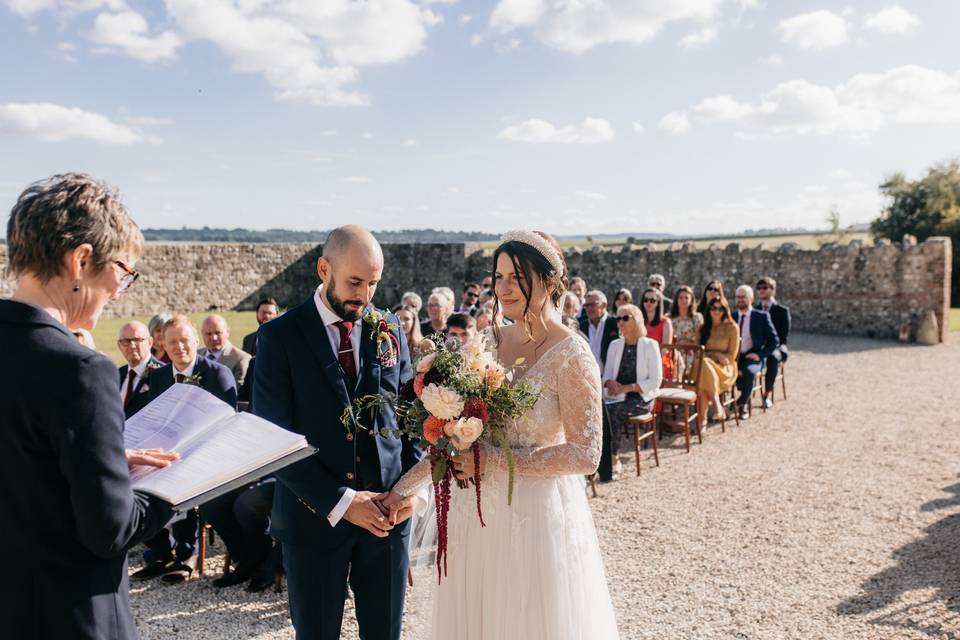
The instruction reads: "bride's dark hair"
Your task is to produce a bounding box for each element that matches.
[491,231,567,344]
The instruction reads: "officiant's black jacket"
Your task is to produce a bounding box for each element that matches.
[0,300,172,640]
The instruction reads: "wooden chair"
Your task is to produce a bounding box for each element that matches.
[657,343,704,453]
[775,360,787,401]
[196,513,229,578]
[627,411,658,474]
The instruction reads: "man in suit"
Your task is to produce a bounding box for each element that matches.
[116,320,161,418]
[579,289,620,370]
[133,314,238,583]
[732,285,780,420]
[242,297,280,356]
[200,314,253,388]
[648,273,673,311]
[254,225,424,640]
[456,282,481,316]
[755,276,791,408]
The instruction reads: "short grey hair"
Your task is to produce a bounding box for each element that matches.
[5,173,144,282]
[648,273,665,287]
[736,284,754,299]
[148,312,173,336]
[585,289,608,305]
[431,287,455,307]
[562,291,581,314]
[401,291,422,310]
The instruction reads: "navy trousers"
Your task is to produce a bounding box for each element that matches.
[737,355,764,407]
[282,525,410,640]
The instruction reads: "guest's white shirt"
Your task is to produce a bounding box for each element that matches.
[172,358,197,380]
[738,308,754,354]
[121,358,151,394]
[204,348,223,362]
[587,312,608,369]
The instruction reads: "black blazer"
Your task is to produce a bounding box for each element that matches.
[731,309,781,361]
[579,314,620,367]
[0,300,172,640]
[118,356,161,419]
[147,357,238,409]
[242,330,258,357]
[755,301,791,348]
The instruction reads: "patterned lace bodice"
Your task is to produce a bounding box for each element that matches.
[393,334,603,496]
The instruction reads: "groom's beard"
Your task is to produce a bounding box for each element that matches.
[326,278,365,321]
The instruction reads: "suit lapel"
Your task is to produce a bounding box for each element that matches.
[357,310,382,395]
[295,300,352,407]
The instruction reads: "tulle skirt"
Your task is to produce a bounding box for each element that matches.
[419,470,620,640]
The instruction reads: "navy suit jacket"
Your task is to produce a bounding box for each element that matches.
[147,357,238,409]
[579,315,620,367]
[253,296,421,548]
[0,300,172,640]
[118,356,161,419]
[731,308,780,361]
[755,301,791,348]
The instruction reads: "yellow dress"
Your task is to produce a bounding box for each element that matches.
[697,321,740,396]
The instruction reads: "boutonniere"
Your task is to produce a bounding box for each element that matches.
[183,373,203,386]
[363,308,400,368]
[140,360,161,383]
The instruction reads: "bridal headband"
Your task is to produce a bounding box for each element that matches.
[500,230,565,275]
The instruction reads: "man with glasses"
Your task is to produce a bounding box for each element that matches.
[117,320,161,418]
[731,285,779,420]
[754,277,791,408]
[647,274,673,310]
[578,290,620,370]
[457,282,481,316]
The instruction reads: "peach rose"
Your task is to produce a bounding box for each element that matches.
[416,351,438,374]
[450,416,484,450]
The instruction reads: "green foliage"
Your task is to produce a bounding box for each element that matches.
[819,206,856,246]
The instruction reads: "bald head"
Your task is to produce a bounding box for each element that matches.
[202,314,230,353]
[317,225,384,322]
[323,224,383,266]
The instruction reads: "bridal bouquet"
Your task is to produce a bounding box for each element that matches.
[342,333,538,580]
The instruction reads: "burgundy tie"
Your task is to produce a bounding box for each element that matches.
[175,373,185,383]
[123,369,136,407]
[335,321,358,387]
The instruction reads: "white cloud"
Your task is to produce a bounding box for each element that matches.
[446,186,460,193]
[321,129,337,136]
[88,10,182,62]
[632,122,645,133]
[490,0,722,53]
[402,138,418,146]
[760,53,783,65]
[777,10,848,50]
[679,25,717,49]
[361,131,373,139]
[685,65,960,137]
[57,40,78,62]
[494,38,520,53]
[470,33,483,46]
[125,114,173,126]
[658,111,690,133]
[831,169,853,178]
[497,116,615,144]
[3,0,122,17]
[0,102,156,144]
[342,175,372,184]
[863,5,920,35]
[459,14,472,26]
[574,190,607,201]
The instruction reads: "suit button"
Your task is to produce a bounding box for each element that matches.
[346,472,354,480]
[356,456,361,462]
[346,434,354,441]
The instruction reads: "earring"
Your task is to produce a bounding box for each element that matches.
[73,281,81,292]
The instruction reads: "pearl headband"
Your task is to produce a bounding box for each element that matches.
[500,229,565,276]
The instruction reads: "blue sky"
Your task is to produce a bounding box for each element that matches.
[1,1,958,236]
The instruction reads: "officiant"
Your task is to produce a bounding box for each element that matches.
[0,173,178,640]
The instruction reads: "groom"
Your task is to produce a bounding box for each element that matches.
[253,225,424,640]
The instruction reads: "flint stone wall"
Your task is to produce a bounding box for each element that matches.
[0,237,951,342]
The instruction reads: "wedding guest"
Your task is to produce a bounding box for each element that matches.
[446,312,477,345]
[421,291,452,337]
[476,308,494,333]
[602,304,662,480]
[570,276,588,321]
[612,288,632,313]
[479,288,496,308]
[397,306,432,359]
[640,288,674,347]
[148,312,172,363]
[578,290,619,369]
[561,314,588,341]
[669,285,703,378]
[117,320,161,418]
[1,172,176,640]
[561,290,582,319]
[457,282,481,316]
[731,285,779,420]
[242,297,279,357]
[648,274,673,310]
[480,275,493,290]
[698,280,725,315]
[400,291,423,319]
[696,297,740,431]
[755,276,790,407]
[139,314,237,584]
[72,327,96,349]
[200,314,252,387]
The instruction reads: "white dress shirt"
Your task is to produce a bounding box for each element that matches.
[172,358,197,380]
[121,358,152,395]
[587,312,609,369]
[204,348,223,362]
[738,308,754,354]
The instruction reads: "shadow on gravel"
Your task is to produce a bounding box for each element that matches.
[791,332,917,355]
[836,483,960,638]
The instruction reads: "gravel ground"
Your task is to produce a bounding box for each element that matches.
[130,332,960,639]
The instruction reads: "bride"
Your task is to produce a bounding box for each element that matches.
[389,230,620,639]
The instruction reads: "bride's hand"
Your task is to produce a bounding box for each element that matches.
[451,447,487,481]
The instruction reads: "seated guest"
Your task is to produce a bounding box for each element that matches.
[640,288,674,347]
[696,297,740,430]
[148,312,172,363]
[421,291,452,337]
[400,291,423,319]
[698,280,725,314]
[570,276,588,321]
[579,290,619,370]
[475,308,494,333]
[2,172,176,640]
[731,285,779,420]
[612,288,632,313]
[457,282,481,316]
[200,314,253,387]
[755,276,790,408]
[648,274,673,310]
[562,290,582,320]
[478,287,496,308]
[397,306,432,358]
[669,285,703,378]
[446,312,477,345]
[137,314,238,584]
[117,320,162,418]
[241,297,280,357]
[601,304,662,480]
[72,327,96,350]
[481,275,493,290]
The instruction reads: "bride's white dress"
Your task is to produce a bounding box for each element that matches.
[394,334,620,640]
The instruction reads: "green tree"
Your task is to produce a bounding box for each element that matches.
[820,205,855,246]
[871,160,960,305]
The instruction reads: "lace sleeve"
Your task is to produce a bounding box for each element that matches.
[393,457,433,497]
[486,339,602,477]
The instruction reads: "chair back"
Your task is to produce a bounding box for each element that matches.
[660,342,704,390]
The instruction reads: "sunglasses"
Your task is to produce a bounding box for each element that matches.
[756,284,770,290]
[706,286,719,292]
[465,292,479,299]
[642,297,658,304]
[709,306,723,312]
[616,315,632,322]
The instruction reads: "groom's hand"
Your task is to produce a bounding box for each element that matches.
[344,491,393,537]
[379,491,424,526]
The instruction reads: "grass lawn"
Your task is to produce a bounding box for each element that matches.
[93,310,259,365]
[951,308,960,333]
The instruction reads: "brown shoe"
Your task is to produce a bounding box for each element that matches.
[161,557,196,584]
[131,559,173,581]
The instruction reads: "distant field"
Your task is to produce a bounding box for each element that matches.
[93,310,259,365]
[482,232,873,251]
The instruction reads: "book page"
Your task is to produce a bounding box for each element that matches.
[124,383,235,452]
[131,411,308,505]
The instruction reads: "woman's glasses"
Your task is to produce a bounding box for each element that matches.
[114,260,139,293]
[706,286,719,292]
[642,297,658,304]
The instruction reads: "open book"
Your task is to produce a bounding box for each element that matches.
[124,383,315,511]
